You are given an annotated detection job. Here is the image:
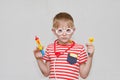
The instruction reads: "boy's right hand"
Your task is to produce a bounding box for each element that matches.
[33,47,42,59]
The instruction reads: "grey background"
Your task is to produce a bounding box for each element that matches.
[0,0,120,80]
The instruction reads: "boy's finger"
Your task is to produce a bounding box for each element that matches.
[86,43,92,46]
[42,46,44,49]
[34,48,39,53]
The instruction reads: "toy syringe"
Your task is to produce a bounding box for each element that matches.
[35,36,45,56]
[89,37,94,43]
[88,37,95,55]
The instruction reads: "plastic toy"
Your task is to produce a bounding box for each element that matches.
[88,37,94,55]
[89,37,94,43]
[35,36,45,56]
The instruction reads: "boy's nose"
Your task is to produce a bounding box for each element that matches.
[62,31,67,35]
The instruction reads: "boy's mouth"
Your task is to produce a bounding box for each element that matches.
[61,37,68,39]
[61,37,69,41]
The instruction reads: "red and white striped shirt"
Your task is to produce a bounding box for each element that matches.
[43,40,88,80]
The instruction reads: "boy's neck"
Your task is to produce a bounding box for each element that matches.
[57,39,72,45]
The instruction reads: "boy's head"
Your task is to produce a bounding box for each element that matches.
[53,12,74,29]
[52,12,75,44]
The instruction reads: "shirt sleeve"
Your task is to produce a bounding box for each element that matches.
[42,46,51,61]
[78,45,88,64]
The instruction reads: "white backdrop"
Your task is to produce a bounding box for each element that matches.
[0,0,120,80]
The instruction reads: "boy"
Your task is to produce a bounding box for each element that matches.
[34,12,95,80]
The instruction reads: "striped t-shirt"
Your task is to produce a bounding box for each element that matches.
[43,40,88,80]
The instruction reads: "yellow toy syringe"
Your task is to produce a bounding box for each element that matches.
[88,37,95,55]
[89,37,94,43]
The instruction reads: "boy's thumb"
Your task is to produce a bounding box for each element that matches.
[42,46,44,49]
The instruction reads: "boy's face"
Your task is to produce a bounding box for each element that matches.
[52,21,75,44]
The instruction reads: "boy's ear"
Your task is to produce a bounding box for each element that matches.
[72,27,76,35]
[51,28,56,35]
[51,28,55,32]
[73,27,76,32]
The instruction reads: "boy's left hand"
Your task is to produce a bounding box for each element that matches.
[86,43,95,57]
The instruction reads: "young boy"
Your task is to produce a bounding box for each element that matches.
[34,12,95,80]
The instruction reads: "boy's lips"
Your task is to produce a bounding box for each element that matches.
[61,37,68,39]
[61,38,69,41]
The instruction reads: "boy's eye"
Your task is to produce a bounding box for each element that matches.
[66,28,71,32]
[66,28,73,33]
[56,28,63,34]
[58,29,62,33]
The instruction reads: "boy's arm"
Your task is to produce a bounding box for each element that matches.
[37,58,50,77]
[34,48,50,77]
[79,56,93,79]
[79,43,94,79]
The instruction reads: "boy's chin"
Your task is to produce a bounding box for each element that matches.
[60,39,70,44]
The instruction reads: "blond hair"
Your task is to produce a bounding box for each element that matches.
[53,12,74,28]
